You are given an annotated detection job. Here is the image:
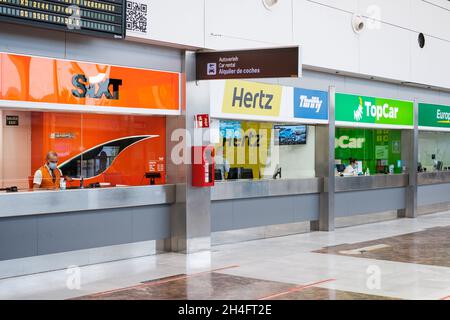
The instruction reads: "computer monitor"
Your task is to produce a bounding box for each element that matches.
[215,169,223,181]
[241,168,254,180]
[227,167,240,180]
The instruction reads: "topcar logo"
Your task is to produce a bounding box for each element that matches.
[353,97,400,122]
[354,97,364,121]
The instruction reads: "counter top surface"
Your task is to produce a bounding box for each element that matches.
[211,177,322,201]
[334,174,409,192]
[0,184,176,218]
[418,171,450,185]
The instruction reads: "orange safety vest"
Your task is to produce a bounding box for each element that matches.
[39,165,62,189]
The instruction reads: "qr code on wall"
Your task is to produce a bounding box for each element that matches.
[126,1,148,33]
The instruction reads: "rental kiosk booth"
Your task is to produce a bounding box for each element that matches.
[333,93,415,219]
[417,103,450,212]
[209,80,329,236]
[0,52,181,278]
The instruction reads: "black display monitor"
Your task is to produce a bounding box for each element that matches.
[274,125,307,145]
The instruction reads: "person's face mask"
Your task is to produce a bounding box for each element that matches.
[48,161,58,170]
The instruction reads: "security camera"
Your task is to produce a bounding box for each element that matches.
[262,0,279,10]
[352,14,365,34]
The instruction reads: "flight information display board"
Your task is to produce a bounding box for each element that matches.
[0,0,125,38]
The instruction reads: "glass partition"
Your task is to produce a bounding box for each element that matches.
[418,131,450,172]
[0,109,166,192]
[335,128,403,176]
[212,119,316,181]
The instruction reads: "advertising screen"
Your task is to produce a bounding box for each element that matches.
[274,125,307,145]
[220,120,242,139]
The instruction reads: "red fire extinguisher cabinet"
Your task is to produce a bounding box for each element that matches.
[191,146,215,187]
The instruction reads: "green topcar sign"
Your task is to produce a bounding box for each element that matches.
[335,93,414,128]
[419,103,450,130]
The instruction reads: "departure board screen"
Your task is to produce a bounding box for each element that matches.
[0,0,125,38]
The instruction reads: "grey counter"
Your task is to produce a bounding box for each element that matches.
[211,178,322,201]
[417,171,450,186]
[0,184,176,218]
[334,174,409,193]
[210,178,322,232]
[0,185,176,263]
[417,172,450,207]
[333,174,408,217]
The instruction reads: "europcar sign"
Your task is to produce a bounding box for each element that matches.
[335,93,414,128]
[419,103,450,131]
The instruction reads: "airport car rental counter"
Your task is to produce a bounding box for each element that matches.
[333,93,414,219]
[417,102,450,212]
[209,80,328,235]
[0,53,181,278]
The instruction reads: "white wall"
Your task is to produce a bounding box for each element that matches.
[127,0,450,90]
[125,0,205,48]
[278,126,316,178]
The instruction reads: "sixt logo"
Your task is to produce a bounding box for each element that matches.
[72,73,122,100]
[299,95,323,113]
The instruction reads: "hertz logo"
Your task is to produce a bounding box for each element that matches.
[222,80,281,117]
[231,87,274,110]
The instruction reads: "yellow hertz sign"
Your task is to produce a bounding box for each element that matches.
[222,80,282,117]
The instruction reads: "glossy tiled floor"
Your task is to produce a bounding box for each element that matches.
[314,226,450,267]
[1,211,450,300]
[74,272,397,300]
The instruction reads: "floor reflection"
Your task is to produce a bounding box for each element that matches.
[315,226,450,267]
[74,272,395,300]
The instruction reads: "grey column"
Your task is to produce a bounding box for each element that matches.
[399,99,418,218]
[160,51,212,253]
[313,86,336,231]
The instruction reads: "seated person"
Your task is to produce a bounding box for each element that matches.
[33,151,63,190]
[344,158,357,175]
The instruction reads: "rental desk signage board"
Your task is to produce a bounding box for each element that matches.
[196,47,301,81]
[0,0,126,38]
[335,93,414,129]
[210,80,328,124]
[419,103,450,131]
[0,52,181,115]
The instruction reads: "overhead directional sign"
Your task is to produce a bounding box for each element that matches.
[196,46,301,81]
